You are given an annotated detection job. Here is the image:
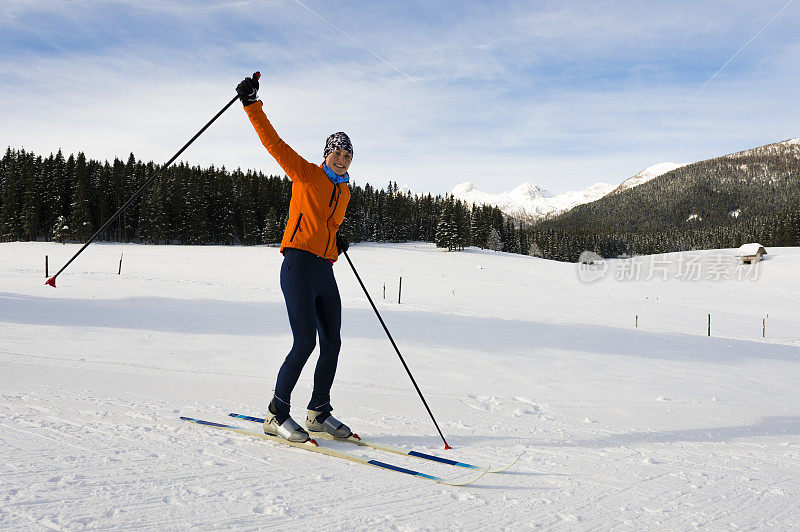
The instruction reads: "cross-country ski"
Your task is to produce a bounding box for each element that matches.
[180,416,488,486]
[228,412,522,473]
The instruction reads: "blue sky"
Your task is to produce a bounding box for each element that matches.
[1,1,799,195]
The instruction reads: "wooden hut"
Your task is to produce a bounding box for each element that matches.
[736,243,767,265]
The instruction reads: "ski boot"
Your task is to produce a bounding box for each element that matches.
[306,409,352,438]
[264,400,311,443]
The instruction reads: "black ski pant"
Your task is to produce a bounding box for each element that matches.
[273,248,342,419]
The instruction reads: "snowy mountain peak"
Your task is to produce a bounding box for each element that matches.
[452,182,478,195]
[613,162,685,194]
[451,180,614,220]
[635,162,684,180]
[509,182,553,199]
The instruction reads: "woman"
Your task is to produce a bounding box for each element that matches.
[236,74,353,443]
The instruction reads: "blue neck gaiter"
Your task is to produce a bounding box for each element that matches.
[323,163,350,184]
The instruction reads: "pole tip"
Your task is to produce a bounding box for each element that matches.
[45,276,56,287]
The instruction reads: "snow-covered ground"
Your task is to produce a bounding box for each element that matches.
[2,241,799,529]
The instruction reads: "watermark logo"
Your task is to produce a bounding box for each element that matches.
[576,251,607,283]
[576,251,762,283]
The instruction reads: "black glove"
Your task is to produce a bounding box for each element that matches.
[336,233,349,254]
[236,74,260,107]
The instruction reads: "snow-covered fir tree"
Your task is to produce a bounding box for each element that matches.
[70,153,94,243]
[52,215,70,243]
[487,227,503,251]
[262,207,282,245]
[435,200,459,251]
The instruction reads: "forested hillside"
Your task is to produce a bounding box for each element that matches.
[531,139,800,261]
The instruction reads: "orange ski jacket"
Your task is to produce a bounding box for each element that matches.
[244,101,351,261]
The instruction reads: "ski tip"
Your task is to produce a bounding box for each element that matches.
[351,433,361,441]
[45,276,56,287]
[437,466,489,487]
[488,450,526,473]
[308,438,318,447]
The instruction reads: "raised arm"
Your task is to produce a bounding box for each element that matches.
[237,75,318,183]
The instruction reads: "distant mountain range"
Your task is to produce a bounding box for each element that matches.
[451,162,684,220]
[539,137,800,234]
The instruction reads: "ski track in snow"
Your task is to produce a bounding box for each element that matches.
[1,241,799,529]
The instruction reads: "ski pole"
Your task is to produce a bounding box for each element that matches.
[46,72,261,287]
[342,250,452,450]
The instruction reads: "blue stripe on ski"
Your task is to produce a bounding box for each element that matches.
[408,451,481,470]
[231,414,263,423]
[182,417,238,429]
[366,460,443,482]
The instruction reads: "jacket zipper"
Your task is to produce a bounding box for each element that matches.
[289,212,303,242]
[328,184,337,207]
[323,184,340,257]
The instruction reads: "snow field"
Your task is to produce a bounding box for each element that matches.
[1,241,799,529]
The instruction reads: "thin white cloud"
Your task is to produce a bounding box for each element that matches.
[285,0,421,86]
[675,0,798,115]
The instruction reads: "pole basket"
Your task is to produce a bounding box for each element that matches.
[45,276,57,287]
